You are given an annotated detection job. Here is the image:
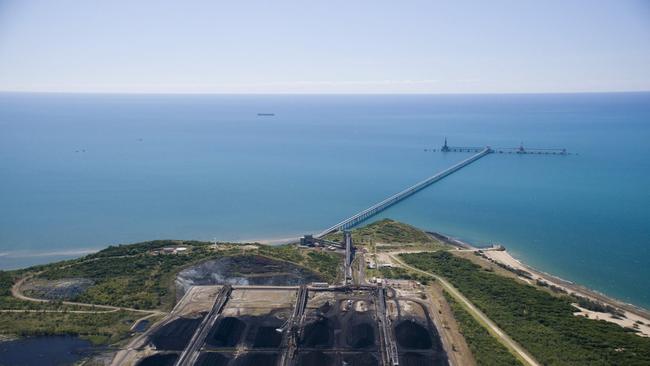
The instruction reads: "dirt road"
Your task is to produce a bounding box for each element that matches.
[10,272,165,315]
[389,253,541,366]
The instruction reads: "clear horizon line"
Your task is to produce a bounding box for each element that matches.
[1,89,649,96]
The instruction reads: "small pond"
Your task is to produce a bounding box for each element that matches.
[0,336,94,366]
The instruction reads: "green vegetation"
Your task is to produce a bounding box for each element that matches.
[0,310,139,345]
[87,240,210,258]
[2,268,139,344]
[326,218,437,245]
[305,251,341,283]
[443,291,523,366]
[574,295,625,318]
[401,251,650,365]
[0,271,24,309]
[39,242,219,310]
[22,241,340,311]
[0,271,83,311]
[1,240,341,345]
[369,266,430,284]
[257,244,305,264]
[257,244,342,283]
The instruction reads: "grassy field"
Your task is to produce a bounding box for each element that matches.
[326,218,443,247]
[402,251,650,366]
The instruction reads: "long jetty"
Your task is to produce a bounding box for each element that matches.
[316,147,491,238]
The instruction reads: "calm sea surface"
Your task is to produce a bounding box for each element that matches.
[1,93,649,308]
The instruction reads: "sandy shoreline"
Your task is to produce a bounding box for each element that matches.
[482,247,650,336]
[430,231,650,337]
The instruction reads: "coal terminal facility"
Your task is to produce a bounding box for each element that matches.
[116,284,448,366]
[112,232,449,366]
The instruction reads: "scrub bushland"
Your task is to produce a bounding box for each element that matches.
[401,251,650,366]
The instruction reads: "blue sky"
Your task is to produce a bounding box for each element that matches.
[0,0,649,93]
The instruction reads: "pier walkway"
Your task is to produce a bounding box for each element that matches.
[316,147,491,238]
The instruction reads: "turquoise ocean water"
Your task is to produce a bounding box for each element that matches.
[1,93,649,308]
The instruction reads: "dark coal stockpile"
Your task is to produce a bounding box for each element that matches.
[296,351,336,366]
[176,255,323,298]
[136,353,179,366]
[196,352,231,366]
[232,352,279,366]
[294,296,382,366]
[251,325,283,348]
[300,298,379,351]
[204,311,288,350]
[395,320,433,349]
[399,352,448,366]
[246,310,286,348]
[150,317,204,350]
[341,353,379,366]
[345,322,375,348]
[207,317,246,347]
[301,316,334,347]
[394,316,448,366]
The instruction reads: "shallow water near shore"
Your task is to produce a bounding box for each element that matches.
[0,336,95,365]
[1,93,649,308]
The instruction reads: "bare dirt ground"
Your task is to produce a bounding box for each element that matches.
[427,281,476,366]
[21,277,94,300]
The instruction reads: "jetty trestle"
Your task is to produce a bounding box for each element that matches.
[316,147,491,238]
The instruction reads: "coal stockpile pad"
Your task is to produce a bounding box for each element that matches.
[204,309,290,350]
[391,298,448,366]
[398,351,448,366]
[195,351,278,366]
[395,319,433,350]
[119,286,448,366]
[296,351,337,366]
[136,353,179,366]
[231,352,280,366]
[204,288,297,351]
[148,315,204,351]
[299,290,379,351]
[294,289,383,366]
[295,351,380,366]
[206,317,246,347]
[196,352,232,366]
